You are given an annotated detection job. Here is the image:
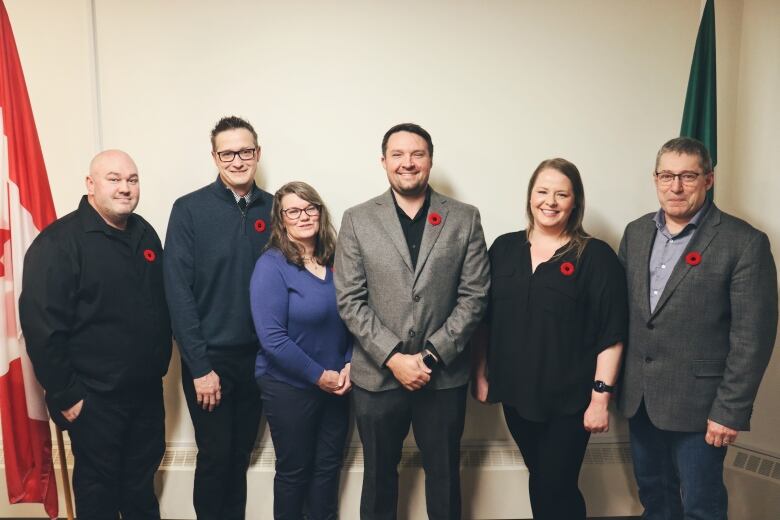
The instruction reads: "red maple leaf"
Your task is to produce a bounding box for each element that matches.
[0,227,11,277]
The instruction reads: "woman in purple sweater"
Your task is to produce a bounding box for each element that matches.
[250,181,352,520]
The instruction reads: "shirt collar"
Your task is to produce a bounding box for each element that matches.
[653,198,711,236]
[77,195,143,241]
[391,187,431,221]
[229,189,253,205]
[213,176,257,203]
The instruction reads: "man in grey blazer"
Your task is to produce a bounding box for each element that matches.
[335,123,490,520]
[618,137,777,519]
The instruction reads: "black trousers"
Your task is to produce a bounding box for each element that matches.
[502,405,591,520]
[259,377,350,520]
[352,384,467,520]
[182,350,262,520]
[64,387,165,520]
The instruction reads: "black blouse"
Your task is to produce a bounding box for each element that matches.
[486,231,627,420]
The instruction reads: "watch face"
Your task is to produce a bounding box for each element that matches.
[422,354,437,369]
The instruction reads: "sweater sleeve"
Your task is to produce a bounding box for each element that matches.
[250,253,326,385]
[163,200,212,377]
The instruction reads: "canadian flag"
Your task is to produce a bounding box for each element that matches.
[0,1,59,518]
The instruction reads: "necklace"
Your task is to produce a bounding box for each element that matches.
[302,256,326,280]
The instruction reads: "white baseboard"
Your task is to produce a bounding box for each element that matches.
[2,441,778,519]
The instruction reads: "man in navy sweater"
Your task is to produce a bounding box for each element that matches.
[163,116,273,519]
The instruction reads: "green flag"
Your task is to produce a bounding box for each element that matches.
[681,0,717,197]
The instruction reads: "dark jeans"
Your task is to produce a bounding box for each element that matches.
[182,350,262,520]
[502,405,591,520]
[629,401,728,520]
[352,384,467,520]
[64,387,165,520]
[259,377,350,520]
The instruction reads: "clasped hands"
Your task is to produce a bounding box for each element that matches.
[317,363,352,395]
[386,352,432,391]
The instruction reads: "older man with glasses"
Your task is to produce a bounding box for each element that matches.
[164,116,273,519]
[618,137,777,519]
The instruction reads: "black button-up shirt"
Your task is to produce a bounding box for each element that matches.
[485,231,627,420]
[19,196,172,410]
[392,189,431,269]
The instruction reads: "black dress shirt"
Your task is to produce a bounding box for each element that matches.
[19,196,172,410]
[486,231,627,420]
[392,189,431,269]
[388,189,442,362]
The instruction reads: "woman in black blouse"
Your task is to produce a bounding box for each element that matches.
[473,158,627,520]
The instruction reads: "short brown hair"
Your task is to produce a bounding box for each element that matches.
[381,123,433,157]
[210,116,258,150]
[267,182,337,267]
[655,137,713,173]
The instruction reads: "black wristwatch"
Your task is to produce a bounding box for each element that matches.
[421,350,439,369]
[593,380,616,393]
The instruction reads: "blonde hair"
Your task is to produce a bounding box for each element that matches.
[526,158,590,260]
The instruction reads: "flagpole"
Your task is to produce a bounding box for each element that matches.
[54,426,74,520]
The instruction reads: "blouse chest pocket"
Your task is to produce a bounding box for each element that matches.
[543,279,579,313]
[490,266,519,300]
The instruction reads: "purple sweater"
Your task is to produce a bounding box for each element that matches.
[250,248,352,389]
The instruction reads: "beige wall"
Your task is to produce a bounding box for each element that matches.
[4,0,97,216]
[2,0,778,517]
[724,0,780,451]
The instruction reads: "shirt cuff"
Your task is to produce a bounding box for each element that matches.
[50,381,87,411]
[303,361,327,386]
[382,342,403,367]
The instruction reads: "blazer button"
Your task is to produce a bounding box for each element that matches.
[646,323,655,330]
[413,295,421,302]
[408,329,416,337]
[645,356,653,363]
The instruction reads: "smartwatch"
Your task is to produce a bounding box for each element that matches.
[593,380,616,393]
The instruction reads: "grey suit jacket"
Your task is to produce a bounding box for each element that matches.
[618,204,777,431]
[334,189,490,392]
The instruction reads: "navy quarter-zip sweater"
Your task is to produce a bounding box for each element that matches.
[163,177,273,377]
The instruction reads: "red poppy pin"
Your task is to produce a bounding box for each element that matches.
[143,249,156,262]
[254,219,266,233]
[428,212,442,226]
[560,261,575,276]
[685,251,702,266]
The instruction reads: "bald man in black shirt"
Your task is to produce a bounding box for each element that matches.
[20,150,172,519]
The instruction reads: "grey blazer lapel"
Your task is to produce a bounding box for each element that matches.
[633,217,656,318]
[376,190,414,273]
[414,190,448,282]
[651,207,721,318]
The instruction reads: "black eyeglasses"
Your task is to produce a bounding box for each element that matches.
[216,148,257,163]
[654,171,704,186]
[281,205,321,220]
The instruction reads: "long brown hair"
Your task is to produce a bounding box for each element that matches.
[267,181,337,267]
[526,158,590,259]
